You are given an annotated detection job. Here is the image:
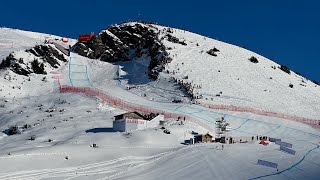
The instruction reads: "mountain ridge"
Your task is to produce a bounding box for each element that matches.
[0,22,319,120]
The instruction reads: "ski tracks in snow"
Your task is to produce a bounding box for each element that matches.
[0,147,185,180]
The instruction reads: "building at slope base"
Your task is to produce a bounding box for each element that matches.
[113,112,163,132]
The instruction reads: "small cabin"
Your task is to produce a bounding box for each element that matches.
[194,133,213,143]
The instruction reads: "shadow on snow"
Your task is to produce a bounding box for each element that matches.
[86,128,116,133]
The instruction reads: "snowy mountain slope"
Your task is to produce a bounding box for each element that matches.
[0,28,65,62]
[0,23,320,180]
[0,28,77,98]
[72,22,319,119]
[151,24,320,120]
[0,92,319,180]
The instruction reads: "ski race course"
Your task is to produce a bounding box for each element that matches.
[49,53,320,180]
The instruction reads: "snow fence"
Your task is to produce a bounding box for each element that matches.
[60,86,214,132]
[197,102,320,128]
[60,86,319,131]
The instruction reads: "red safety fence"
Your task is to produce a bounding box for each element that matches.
[60,86,214,132]
[60,86,319,129]
[49,71,62,74]
[197,102,320,128]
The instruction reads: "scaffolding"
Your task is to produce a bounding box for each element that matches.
[215,117,229,143]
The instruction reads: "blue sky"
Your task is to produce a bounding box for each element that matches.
[1,0,319,82]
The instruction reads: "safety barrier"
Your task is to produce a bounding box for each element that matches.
[60,86,214,132]
[257,159,278,169]
[280,146,296,155]
[60,86,319,130]
[275,141,293,148]
[269,138,281,143]
[197,102,320,128]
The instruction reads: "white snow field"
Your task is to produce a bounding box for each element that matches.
[0,28,76,63]
[0,24,319,180]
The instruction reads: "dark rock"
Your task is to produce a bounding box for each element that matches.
[27,45,66,67]
[166,34,187,46]
[212,47,220,52]
[248,56,259,63]
[0,54,15,69]
[279,65,291,74]
[73,22,169,79]
[0,54,30,76]
[74,43,90,57]
[2,45,67,76]
[3,125,21,135]
[207,49,217,57]
[31,59,46,74]
[28,135,36,141]
[312,80,319,86]
[87,36,107,58]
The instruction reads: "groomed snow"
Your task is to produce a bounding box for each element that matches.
[0,25,319,180]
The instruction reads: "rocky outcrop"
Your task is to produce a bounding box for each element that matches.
[166,34,187,46]
[0,54,30,76]
[248,56,259,63]
[0,45,67,76]
[73,43,91,57]
[279,65,291,74]
[207,48,219,57]
[26,45,66,68]
[73,22,169,79]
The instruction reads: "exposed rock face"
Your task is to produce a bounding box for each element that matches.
[279,65,291,74]
[0,45,67,76]
[207,48,218,57]
[0,54,30,76]
[73,43,90,57]
[73,22,169,79]
[26,45,66,68]
[166,34,187,46]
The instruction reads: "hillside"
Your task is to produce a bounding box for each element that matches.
[0,23,319,180]
[73,22,320,120]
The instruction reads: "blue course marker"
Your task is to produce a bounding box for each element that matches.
[232,119,250,131]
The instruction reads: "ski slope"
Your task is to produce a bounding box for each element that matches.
[0,28,67,62]
[152,24,320,120]
[58,45,320,179]
[0,25,319,180]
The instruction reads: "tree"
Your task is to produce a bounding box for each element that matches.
[31,59,46,74]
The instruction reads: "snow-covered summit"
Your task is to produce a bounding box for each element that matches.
[72,21,320,119]
[154,23,320,119]
[0,22,320,180]
[0,28,58,61]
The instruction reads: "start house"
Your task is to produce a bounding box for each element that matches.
[113,112,163,132]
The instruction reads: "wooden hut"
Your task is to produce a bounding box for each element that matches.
[194,133,213,143]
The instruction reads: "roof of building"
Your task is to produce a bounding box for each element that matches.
[195,133,213,137]
[114,111,147,120]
